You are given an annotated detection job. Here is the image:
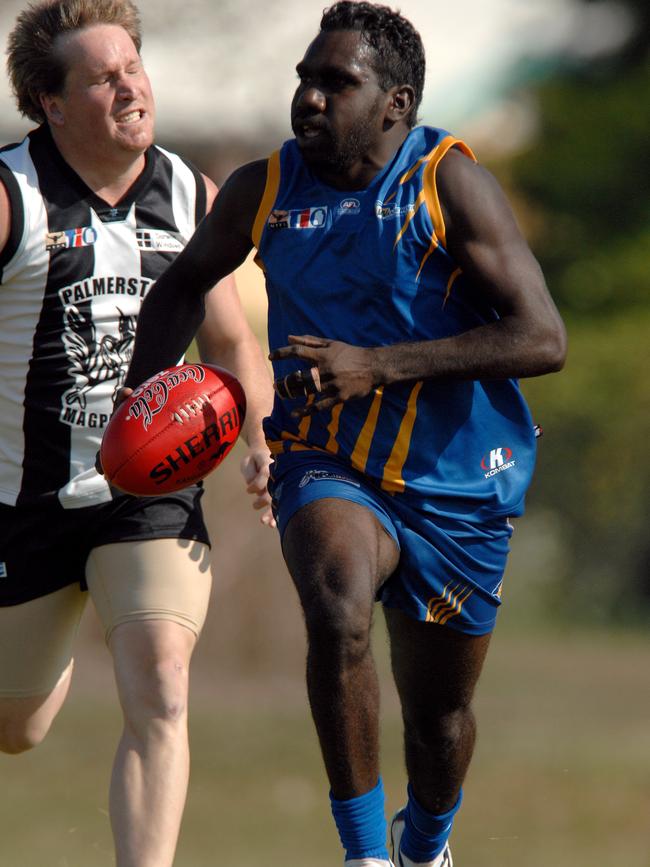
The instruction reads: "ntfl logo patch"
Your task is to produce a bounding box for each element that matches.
[46,227,97,250]
[268,206,328,230]
[481,447,515,478]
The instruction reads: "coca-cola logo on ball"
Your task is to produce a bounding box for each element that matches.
[128,365,206,430]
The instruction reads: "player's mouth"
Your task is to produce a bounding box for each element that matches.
[116,109,145,125]
[293,119,328,146]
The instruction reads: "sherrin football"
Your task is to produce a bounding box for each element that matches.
[100,363,246,496]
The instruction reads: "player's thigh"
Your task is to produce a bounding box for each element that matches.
[85,538,212,643]
[0,584,87,698]
[384,606,491,711]
[282,497,399,617]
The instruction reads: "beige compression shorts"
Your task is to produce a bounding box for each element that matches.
[0,539,212,697]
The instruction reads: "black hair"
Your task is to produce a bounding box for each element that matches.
[320,1,425,127]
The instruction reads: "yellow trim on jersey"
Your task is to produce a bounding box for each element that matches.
[252,150,281,250]
[393,144,447,250]
[350,387,384,474]
[415,236,439,280]
[393,189,426,249]
[443,267,462,306]
[326,403,343,453]
[397,146,440,186]
[422,137,476,250]
[380,380,423,493]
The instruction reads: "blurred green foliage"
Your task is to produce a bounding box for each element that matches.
[498,0,650,622]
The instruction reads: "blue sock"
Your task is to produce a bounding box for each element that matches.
[330,777,389,861]
[400,784,462,863]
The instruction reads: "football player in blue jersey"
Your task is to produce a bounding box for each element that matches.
[0,2,273,867]
[122,2,567,865]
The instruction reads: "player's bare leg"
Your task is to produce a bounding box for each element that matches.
[87,538,210,867]
[385,609,490,811]
[385,608,491,863]
[282,499,399,798]
[0,584,86,753]
[108,619,196,867]
[0,659,74,753]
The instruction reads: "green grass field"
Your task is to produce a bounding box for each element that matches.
[2,622,649,867]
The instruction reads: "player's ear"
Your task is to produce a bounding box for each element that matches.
[39,93,65,127]
[385,85,414,125]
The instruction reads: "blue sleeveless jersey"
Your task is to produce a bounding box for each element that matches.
[253,126,537,521]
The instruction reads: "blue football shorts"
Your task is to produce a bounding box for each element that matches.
[268,451,513,636]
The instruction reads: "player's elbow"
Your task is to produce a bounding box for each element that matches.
[534,318,567,374]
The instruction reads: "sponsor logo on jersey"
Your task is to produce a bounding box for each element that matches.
[480,446,516,478]
[136,229,185,253]
[60,303,138,427]
[129,364,207,430]
[338,197,361,215]
[374,201,415,220]
[268,206,328,230]
[45,226,98,250]
[58,275,154,306]
[298,469,361,488]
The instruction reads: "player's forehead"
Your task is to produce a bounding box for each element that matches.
[297,30,376,81]
[55,24,140,78]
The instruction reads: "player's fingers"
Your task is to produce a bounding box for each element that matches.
[291,395,340,417]
[269,341,323,362]
[274,366,321,400]
[114,386,133,408]
[287,334,330,348]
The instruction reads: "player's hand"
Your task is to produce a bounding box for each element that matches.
[95,386,134,476]
[240,447,275,528]
[270,335,376,417]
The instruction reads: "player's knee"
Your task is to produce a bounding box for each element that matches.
[304,591,373,662]
[406,704,476,754]
[121,656,189,735]
[0,716,50,754]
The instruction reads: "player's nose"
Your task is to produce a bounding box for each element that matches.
[296,85,326,113]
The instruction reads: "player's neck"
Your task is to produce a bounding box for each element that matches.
[311,127,410,191]
[50,129,147,205]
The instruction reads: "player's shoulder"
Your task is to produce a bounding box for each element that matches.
[216,158,271,232]
[224,158,270,195]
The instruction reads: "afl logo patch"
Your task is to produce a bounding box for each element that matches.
[338,197,360,215]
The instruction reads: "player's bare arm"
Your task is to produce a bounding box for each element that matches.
[0,178,11,255]
[124,159,268,389]
[195,196,274,523]
[271,148,567,416]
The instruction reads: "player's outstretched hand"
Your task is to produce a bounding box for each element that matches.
[240,447,275,528]
[95,386,133,476]
[270,334,376,417]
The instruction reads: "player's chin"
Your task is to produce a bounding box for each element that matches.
[116,125,154,152]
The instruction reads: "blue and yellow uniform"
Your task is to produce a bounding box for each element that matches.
[254,126,538,634]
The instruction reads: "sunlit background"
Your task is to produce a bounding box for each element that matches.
[0,1,648,865]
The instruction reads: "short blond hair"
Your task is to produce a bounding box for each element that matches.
[7,0,143,123]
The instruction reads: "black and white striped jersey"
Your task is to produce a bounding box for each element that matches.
[0,124,206,508]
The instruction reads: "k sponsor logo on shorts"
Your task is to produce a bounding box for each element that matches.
[480,447,516,479]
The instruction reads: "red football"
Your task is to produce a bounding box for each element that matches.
[100,363,246,496]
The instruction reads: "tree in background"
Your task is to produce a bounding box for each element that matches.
[500,0,649,622]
